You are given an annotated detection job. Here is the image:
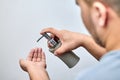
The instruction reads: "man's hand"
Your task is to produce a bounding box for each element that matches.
[41,28,85,55]
[19,48,50,80]
[41,28,106,60]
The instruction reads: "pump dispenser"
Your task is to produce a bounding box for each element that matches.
[37,33,80,68]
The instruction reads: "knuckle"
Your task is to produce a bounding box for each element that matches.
[48,27,54,31]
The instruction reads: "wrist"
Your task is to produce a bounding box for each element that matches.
[82,35,95,49]
[27,66,49,80]
[77,33,91,48]
[27,65,46,73]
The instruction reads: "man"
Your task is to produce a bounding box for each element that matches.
[19,0,120,80]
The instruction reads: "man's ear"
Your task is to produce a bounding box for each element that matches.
[91,2,107,27]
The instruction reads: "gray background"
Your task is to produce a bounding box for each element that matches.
[0,0,97,80]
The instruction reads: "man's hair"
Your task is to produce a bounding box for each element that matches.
[84,0,120,16]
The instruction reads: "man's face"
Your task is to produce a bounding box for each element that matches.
[76,0,104,46]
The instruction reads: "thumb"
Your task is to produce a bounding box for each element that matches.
[54,44,69,56]
[19,59,28,72]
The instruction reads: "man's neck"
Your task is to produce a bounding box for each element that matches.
[106,37,120,52]
[105,18,120,52]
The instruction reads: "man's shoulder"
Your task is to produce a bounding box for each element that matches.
[76,50,120,80]
[100,50,120,62]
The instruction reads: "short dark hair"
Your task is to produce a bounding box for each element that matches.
[84,0,120,16]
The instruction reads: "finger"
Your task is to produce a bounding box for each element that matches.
[54,44,69,56]
[32,48,38,62]
[40,28,60,37]
[47,41,54,48]
[41,51,46,63]
[50,34,59,42]
[50,34,55,38]
[37,48,42,62]
[47,34,59,48]
[27,49,35,61]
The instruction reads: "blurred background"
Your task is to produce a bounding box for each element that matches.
[0,0,98,80]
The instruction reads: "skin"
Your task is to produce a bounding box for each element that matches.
[19,48,50,80]
[20,0,120,80]
[78,0,120,51]
[41,28,106,60]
